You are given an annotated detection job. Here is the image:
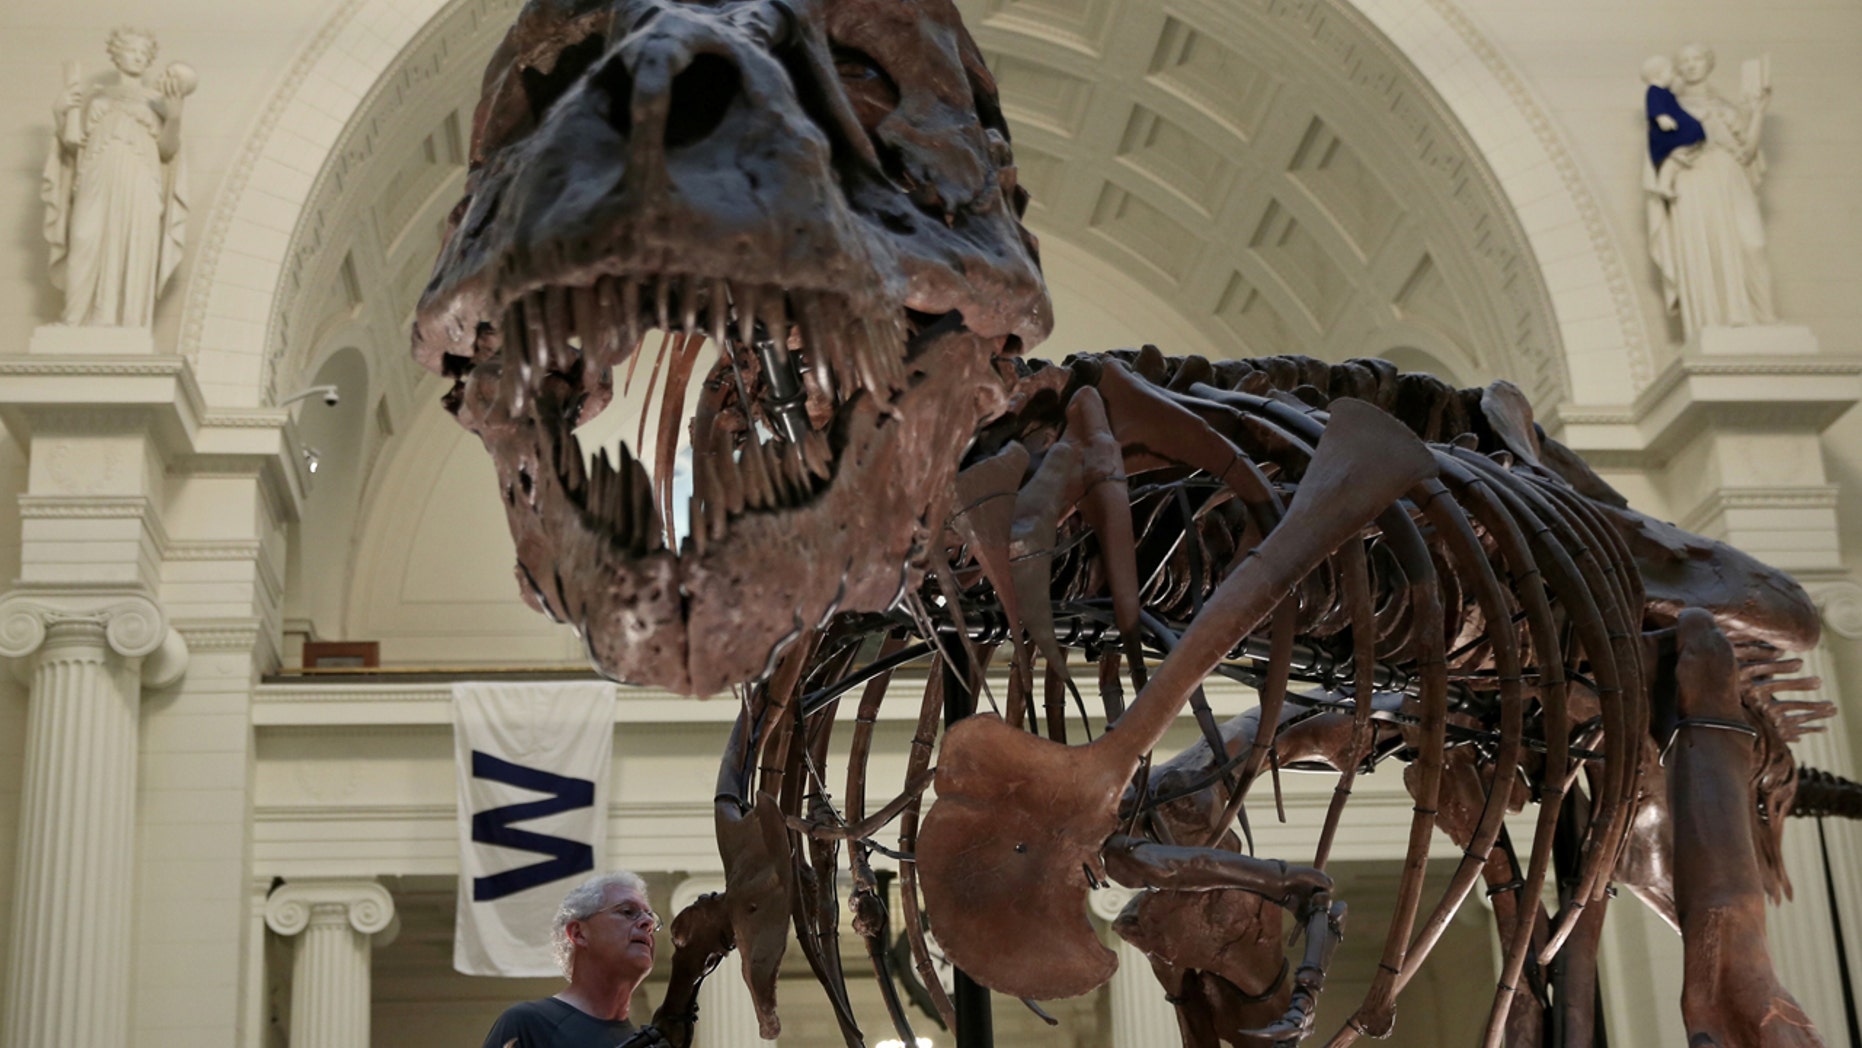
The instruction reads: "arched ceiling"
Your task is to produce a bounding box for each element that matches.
[962,0,1556,392]
[266,0,1566,427]
[261,0,1574,638]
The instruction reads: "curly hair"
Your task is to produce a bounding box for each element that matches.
[550,870,649,980]
[106,27,158,67]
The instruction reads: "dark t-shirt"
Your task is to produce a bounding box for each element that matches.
[481,997,639,1048]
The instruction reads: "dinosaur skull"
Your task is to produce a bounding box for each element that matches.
[414,0,1050,693]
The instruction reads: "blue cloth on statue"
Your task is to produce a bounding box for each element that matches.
[1647,85,1705,169]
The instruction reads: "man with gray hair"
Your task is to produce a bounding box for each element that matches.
[480,871,663,1047]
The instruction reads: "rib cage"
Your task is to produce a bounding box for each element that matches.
[712,347,1801,1047]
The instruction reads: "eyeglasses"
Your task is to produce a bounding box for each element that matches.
[588,902,662,933]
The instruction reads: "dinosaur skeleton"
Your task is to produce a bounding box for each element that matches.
[413,0,1846,1044]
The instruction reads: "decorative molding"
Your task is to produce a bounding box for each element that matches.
[264,879,397,937]
[1413,0,1651,392]
[174,619,267,652]
[1814,581,1862,641]
[19,494,160,519]
[1552,408,1637,427]
[179,0,372,369]
[0,357,194,379]
[165,540,265,562]
[0,591,168,660]
[1252,0,1570,404]
[262,0,514,403]
[1635,355,1862,419]
[200,410,290,429]
[1679,486,1841,534]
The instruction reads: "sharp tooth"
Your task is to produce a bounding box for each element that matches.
[544,286,572,370]
[634,457,661,552]
[590,277,622,364]
[503,299,527,364]
[761,287,788,350]
[688,494,707,556]
[700,453,729,538]
[736,284,760,347]
[782,441,808,499]
[764,440,793,505]
[622,278,642,349]
[618,444,659,553]
[608,445,633,544]
[737,438,765,511]
[572,283,598,355]
[805,351,834,410]
[802,428,832,481]
[590,447,612,521]
[655,278,671,333]
[746,436,780,509]
[523,296,549,376]
[866,318,902,390]
[564,433,588,499]
[710,278,729,350]
[681,286,698,338]
[714,429,745,517]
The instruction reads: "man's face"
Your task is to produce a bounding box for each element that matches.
[574,884,657,980]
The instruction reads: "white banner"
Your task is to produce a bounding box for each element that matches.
[453,681,615,976]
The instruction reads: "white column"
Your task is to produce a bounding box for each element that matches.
[1091,887,1177,1048]
[671,876,766,1047]
[265,880,397,1048]
[1765,590,1862,1041]
[0,593,175,1048]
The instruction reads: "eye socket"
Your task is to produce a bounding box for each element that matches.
[831,46,898,129]
[519,32,609,123]
[476,31,610,159]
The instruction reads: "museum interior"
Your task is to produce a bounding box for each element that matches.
[1,0,1861,1044]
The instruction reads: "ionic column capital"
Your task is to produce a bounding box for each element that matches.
[0,590,166,660]
[671,874,727,915]
[265,880,397,941]
[1811,580,1862,641]
[1090,885,1143,923]
[0,589,187,686]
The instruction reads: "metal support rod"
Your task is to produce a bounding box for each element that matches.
[754,333,812,446]
[940,637,995,1048]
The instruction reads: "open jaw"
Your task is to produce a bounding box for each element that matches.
[468,268,990,695]
[419,0,1052,693]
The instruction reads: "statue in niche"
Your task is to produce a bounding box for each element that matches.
[42,28,194,328]
[1643,43,1776,341]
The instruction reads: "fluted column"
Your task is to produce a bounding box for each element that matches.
[671,876,766,1047]
[0,592,174,1048]
[265,880,397,1048]
[1091,887,1176,1048]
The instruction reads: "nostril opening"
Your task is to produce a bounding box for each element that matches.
[594,58,633,137]
[664,54,739,149]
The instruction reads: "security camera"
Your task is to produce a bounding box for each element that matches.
[280,384,342,409]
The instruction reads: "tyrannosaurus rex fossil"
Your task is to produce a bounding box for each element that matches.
[412,0,1842,1043]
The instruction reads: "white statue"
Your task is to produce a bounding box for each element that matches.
[1643,43,1776,340]
[42,28,194,328]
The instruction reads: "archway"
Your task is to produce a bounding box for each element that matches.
[179,0,1651,416]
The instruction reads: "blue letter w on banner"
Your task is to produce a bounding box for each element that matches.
[470,751,596,902]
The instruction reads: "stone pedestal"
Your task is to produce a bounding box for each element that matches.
[671,877,766,1048]
[264,880,397,1048]
[27,323,158,356]
[1690,323,1818,357]
[0,592,172,1048]
[1091,887,1176,1048]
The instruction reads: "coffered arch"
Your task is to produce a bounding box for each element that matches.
[181,0,1650,426]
